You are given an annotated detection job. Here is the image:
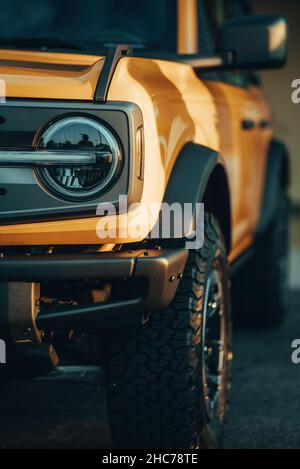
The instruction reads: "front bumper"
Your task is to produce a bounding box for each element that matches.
[0,247,188,342]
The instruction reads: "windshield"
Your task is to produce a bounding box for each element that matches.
[0,0,176,52]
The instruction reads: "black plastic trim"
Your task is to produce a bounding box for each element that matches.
[94,45,132,102]
[164,143,219,214]
[162,142,231,252]
[0,251,137,282]
[256,139,290,236]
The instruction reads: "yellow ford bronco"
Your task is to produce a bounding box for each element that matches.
[0,0,289,449]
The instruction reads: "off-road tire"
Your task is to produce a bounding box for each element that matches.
[106,214,232,449]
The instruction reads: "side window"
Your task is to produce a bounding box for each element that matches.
[199,0,254,88]
[228,0,252,16]
[198,0,226,53]
[197,0,215,55]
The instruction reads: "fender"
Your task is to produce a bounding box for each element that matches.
[256,139,290,236]
[163,143,231,252]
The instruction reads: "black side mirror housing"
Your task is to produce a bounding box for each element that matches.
[216,15,288,70]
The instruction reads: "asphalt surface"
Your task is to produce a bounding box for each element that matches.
[224,290,300,449]
[0,290,300,449]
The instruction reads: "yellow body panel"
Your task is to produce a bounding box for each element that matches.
[0,51,272,261]
[177,0,199,54]
[0,49,104,100]
[204,80,272,248]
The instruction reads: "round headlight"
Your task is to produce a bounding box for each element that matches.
[36,117,122,202]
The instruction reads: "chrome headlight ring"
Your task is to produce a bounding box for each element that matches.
[35,116,123,202]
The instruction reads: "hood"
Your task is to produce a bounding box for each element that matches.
[0,49,105,100]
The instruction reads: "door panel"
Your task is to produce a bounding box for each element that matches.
[204,79,271,248]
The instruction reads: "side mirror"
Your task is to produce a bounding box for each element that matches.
[216,15,288,70]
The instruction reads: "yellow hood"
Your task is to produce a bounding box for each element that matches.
[0,49,104,100]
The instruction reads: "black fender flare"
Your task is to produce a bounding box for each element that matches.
[163,142,231,252]
[256,139,290,236]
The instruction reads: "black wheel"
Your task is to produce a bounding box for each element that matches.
[105,214,232,449]
[233,188,290,327]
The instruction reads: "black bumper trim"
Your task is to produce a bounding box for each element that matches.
[0,248,188,335]
[0,251,138,282]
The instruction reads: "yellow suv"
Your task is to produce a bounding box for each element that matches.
[0,0,289,449]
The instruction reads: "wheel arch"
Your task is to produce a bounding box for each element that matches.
[163,142,231,253]
[256,138,290,236]
[202,164,231,253]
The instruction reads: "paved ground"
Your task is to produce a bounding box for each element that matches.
[0,370,110,449]
[224,290,300,449]
[0,289,299,449]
